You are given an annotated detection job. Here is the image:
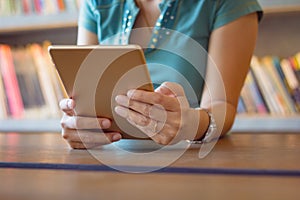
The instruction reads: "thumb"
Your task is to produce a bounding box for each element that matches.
[156,82,190,108]
[155,82,185,97]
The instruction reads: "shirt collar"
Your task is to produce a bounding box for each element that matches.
[126,0,175,11]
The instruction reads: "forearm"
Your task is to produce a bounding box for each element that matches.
[77,27,98,45]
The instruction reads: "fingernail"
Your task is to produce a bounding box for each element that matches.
[67,99,73,109]
[127,89,135,98]
[115,95,129,107]
[114,106,127,118]
[112,134,122,141]
[115,95,124,104]
[115,95,121,103]
[101,120,111,129]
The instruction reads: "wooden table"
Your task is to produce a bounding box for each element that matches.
[0,132,299,200]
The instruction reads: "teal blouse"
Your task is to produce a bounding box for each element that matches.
[78,0,263,107]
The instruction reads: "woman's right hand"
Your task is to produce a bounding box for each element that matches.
[59,99,122,149]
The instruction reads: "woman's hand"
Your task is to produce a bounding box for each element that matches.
[114,82,200,145]
[59,99,122,149]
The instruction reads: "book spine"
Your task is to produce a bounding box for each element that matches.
[247,70,268,114]
[280,59,300,111]
[56,0,65,12]
[237,97,247,114]
[42,41,68,101]
[289,57,300,83]
[22,0,31,15]
[250,56,280,114]
[0,45,24,119]
[262,56,297,114]
[29,43,61,117]
[33,0,42,14]
[0,71,8,119]
[240,74,257,113]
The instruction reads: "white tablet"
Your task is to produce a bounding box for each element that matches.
[48,45,154,139]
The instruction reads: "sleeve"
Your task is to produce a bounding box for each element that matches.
[212,0,263,31]
[78,0,98,34]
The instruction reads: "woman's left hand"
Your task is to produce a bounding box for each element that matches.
[114,82,200,145]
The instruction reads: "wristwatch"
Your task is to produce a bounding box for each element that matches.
[187,109,218,144]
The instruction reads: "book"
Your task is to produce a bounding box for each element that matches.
[1,0,78,16]
[42,41,67,103]
[0,45,24,118]
[12,46,48,118]
[0,0,10,16]
[250,56,281,114]
[29,43,61,117]
[261,56,297,114]
[64,0,78,13]
[295,53,300,69]
[22,0,34,15]
[237,97,247,114]
[289,57,300,83]
[273,56,300,112]
[0,42,65,119]
[56,0,65,12]
[280,58,300,111]
[33,0,42,14]
[0,73,8,119]
[245,69,268,114]
[240,74,257,113]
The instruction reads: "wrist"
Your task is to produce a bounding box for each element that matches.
[187,108,218,144]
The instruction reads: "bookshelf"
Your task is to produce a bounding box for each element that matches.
[0,13,78,45]
[258,0,300,14]
[0,0,300,133]
[241,0,300,132]
[1,116,300,133]
[0,12,78,33]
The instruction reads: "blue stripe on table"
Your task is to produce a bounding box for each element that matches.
[1,162,300,177]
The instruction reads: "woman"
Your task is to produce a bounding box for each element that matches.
[60,0,263,149]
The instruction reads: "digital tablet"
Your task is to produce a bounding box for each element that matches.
[48,45,154,139]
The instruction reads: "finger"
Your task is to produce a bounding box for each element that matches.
[60,115,111,130]
[151,122,188,145]
[68,141,87,149]
[158,82,186,97]
[127,117,164,138]
[59,99,76,116]
[115,95,172,123]
[127,90,179,111]
[130,120,180,145]
[115,106,171,138]
[155,83,176,97]
[62,128,122,145]
[115,106,150,127]
[68,141,106,149]
[158,82,190,108]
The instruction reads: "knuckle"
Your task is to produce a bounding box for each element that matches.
[62,130,70,140]
[142,104,150,116]
[70,142,83,149]
[60,120,66,129]
[173,119,182,131]
[134,91,142,99]
[138,116,149,126]
[128,98,134,108]
[154,134,167,145]
[153,94,163,104]
[158,136,172,145]
[60,115,67,128]
[59,99,66,109]
[73,117,81,129]
[81,135,92,144]
[69,142,76,149]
